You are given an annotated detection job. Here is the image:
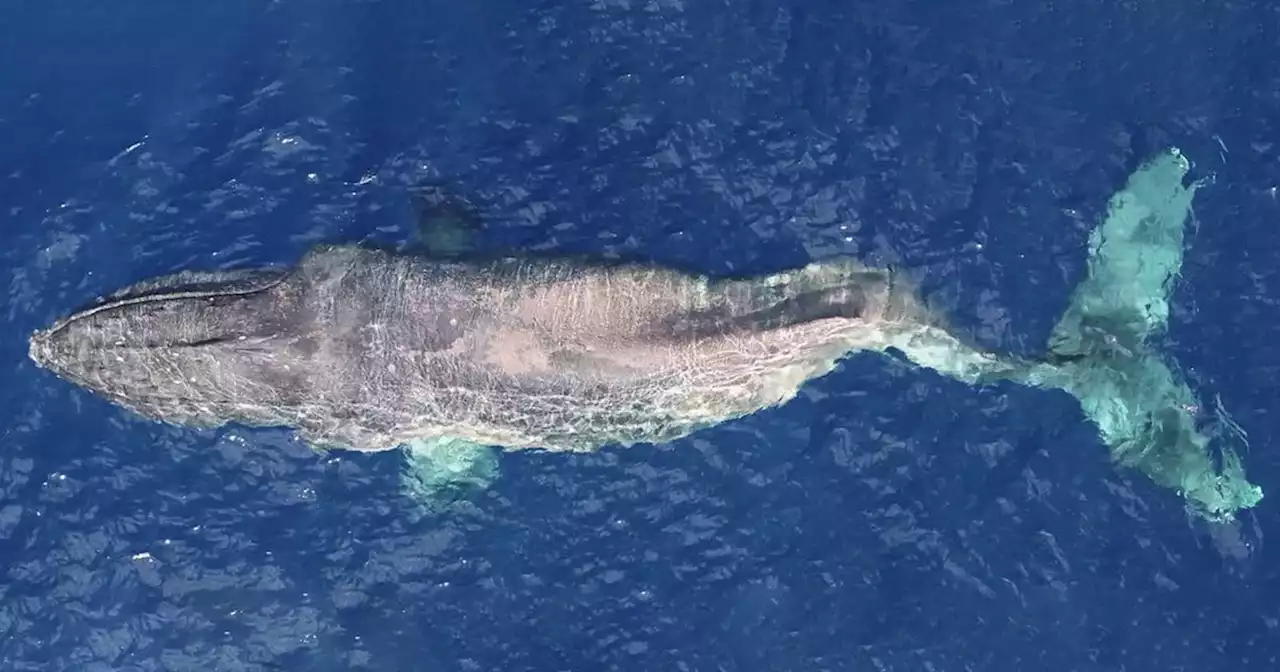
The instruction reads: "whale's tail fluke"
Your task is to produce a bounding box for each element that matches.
[985,148,1262,521]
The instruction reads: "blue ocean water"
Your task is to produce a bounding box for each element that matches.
[3,0,1279,669]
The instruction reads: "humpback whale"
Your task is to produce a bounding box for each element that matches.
[29,148,1263,521]
[29,244,1008,451]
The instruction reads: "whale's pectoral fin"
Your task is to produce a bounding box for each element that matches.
[1032,148,1262,521]
[404,183,486,259]
[400,436,500,510]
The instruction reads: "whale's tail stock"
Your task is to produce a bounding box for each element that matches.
[943,148,1262,521]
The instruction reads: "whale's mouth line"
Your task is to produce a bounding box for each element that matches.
[99,335,244,350]
[41,268,291,340]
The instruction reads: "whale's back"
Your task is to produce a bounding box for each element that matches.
[288,247,957,451]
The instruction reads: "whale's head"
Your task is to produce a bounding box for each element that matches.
[29,266,310,425]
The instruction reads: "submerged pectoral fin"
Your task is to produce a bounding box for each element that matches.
[400,436,500,508]
[294,423,500,508]
[405,183,486,259]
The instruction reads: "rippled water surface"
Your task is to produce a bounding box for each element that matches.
[3,1,1280,670]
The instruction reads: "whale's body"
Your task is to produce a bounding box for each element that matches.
[30,246,1007,453]
[28,149,1266,521]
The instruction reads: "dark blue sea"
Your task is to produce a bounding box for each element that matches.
[4,1,1280,670]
